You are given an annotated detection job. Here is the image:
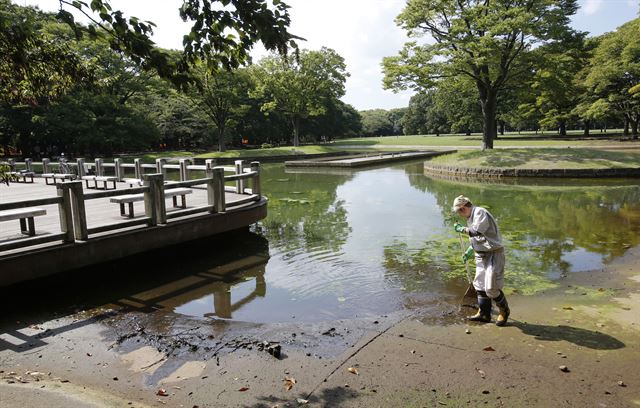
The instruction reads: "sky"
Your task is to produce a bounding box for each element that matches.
[16,0,640,111]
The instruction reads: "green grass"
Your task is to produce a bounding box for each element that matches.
[194,145,344,159]
[429,148,640,169]
[333,130,638,148]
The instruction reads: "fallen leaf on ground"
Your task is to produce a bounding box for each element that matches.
[348,367,359,375]
[238,387,249,392]
[559,365,570,372]
[156,388,169,396]
[562,306,574,310]
[283,377,296,390]
[617,381,626,387]
[296,398,309,404]
[475,368,486,378]
[482,346,495,352]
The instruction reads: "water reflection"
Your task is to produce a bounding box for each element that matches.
[3,162,638,327]
[252,162,640,320]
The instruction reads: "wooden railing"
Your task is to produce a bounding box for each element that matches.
[0,160,262,253]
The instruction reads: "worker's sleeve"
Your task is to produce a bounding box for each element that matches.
[468,209,489,237]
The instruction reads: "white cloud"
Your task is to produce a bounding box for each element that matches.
[582,0,603,15]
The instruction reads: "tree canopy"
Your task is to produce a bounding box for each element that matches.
[383,0,580,149]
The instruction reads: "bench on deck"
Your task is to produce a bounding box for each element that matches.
[123,178,143,187]
[0,207,47,236]
[81,175,118,190]
[8,171,35,183]
[43,173,76,185]
[109,187,193,218]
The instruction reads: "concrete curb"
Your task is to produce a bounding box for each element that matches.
[423,163,640,178]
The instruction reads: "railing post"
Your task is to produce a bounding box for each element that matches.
[213,167,226,213]
[76,158,86,178]
[250,161,261,197]
[134,158,142,179]
[205,159,216,172]
[42,158,50,173]
[234,160,244,194]
[179,159,188,181]
[95,158,103,176]
[56,183,75,243]
[206,166,215,213]
[114,158,123,181]
[25,158,33,172]
[155,158,167,178]
[144,173,166,225]
[68,181,88,240]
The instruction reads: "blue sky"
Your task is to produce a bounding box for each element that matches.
[18,0,640,110]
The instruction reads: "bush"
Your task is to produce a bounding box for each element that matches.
[261,143,273,149]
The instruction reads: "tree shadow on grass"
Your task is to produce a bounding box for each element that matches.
[510,320,625,350]
[244,386,360,408]
[459,148,640,168]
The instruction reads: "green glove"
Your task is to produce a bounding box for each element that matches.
[462,246,474,263]
[454,222,465,233]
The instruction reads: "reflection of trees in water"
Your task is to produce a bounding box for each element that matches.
[408,171,640,258]
[388,169,640,294]
[258,165,352,253]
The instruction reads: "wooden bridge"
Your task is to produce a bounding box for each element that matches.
[0,158,266,287]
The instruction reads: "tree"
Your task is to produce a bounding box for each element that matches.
[527,33,590,136]
[252,47,348,146]
[54,0,299,80]
[383,0,579,149]
[0,1,90,106]
[584,19,640,139]
[360,109,395,136]
[403,91,449,135]
[187,65,252,151]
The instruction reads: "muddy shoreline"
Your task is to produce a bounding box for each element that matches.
[1,247,639,407]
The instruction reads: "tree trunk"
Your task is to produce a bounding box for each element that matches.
[632,118,639,140]
[217,126,226,152]
[499,121,505,136]
[479,89,497,150]
[559,121,567,136]
[583,120,590,137]
[623,116,629,136]
[292,117,300,147]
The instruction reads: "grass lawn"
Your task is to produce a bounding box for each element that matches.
[333,131,638,148]
[193,145,346,159]
[428,148,640,169]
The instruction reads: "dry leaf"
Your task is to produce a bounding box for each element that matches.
[475,368,486,378]
[347,367,359,375]
[482,346,495,352]
[156,388,169,397]
[562,306,574,310]
[283,377,296,391]
[238,387,249,392]
[296,398,309,404]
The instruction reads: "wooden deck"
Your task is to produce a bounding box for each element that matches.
[284,150,456,168]
[0,178,249,252]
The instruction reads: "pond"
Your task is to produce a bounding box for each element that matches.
[174,161,640,323]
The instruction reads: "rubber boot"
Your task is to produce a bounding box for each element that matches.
[467,291,492,323]
[494,290,510,327]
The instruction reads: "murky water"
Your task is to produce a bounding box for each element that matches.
[3,161,639,327]
[173,161,640,323]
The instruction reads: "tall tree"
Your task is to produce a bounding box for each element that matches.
[383,0,578,149]
[188,65,252,152]
[584,19,640,139]
[252,47,348,146]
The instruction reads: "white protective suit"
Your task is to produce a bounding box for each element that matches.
[466,206,505,298]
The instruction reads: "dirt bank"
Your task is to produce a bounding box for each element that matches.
[1,248,639,407]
